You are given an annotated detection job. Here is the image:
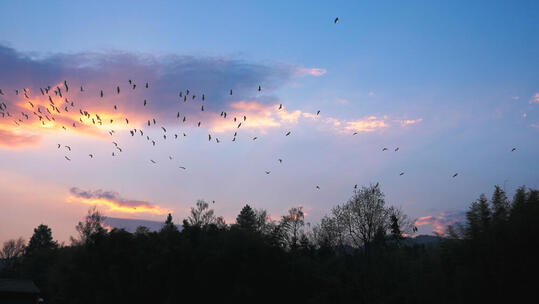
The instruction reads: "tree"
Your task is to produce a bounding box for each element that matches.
[26,224,58,256]
[160,213,179,233]
[345,184,389,247]
[314,184,414,249]
[275,206,305,249]
[491,185,509,224]
[236,204,257,231]
[71,206,107,245]
[185,200,225,228]
[0,238,25,260]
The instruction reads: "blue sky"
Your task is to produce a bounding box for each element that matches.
[0,0,538,242]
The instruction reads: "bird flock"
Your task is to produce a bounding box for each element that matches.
[0,17,521,197]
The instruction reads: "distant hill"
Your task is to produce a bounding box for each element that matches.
[104,217,182,232]
[403,234,443,246]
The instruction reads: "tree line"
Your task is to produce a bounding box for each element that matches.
[1,184,538,303]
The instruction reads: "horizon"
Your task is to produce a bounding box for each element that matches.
[1,0,538,244]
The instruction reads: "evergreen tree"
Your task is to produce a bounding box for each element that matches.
[491,185,509,223]
[160,213,178,233]
[26,224,58,256]
[236,204,257,231]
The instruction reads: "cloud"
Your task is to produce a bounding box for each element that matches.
[294,67,327,77]
[415,211,465,235]
[530,93,539,104]
[399,118,423,126]
[68,187,168,215]
[0,44,308,141]
[0,128,40,148]
[343,116,389,133]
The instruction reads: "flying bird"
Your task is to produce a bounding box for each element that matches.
[265,171,271,174]
[258,85,261,91]
[395,147,399,152]
[144,100,147,106]
[316,186,320,190]
[382,148,388,151]
[64,156,71,161]
[278,159,283,163]
[316,110,320,115]
[511,148,516,152]
[65,145,71,151]
[285,131,291,136]
[179,166,186,170]
[334,17,339,23]
[117,86,120,94]
[279,104,282,110]
[150,160,156,164]
[89,154,94,158]
[253,137,258,141]
[399,172,405,176]
[230,89,233,95]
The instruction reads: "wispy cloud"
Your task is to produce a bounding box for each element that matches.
[68,187,168,215]
[294,67,327,77]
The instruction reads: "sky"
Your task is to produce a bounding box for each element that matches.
[0,0,538,243]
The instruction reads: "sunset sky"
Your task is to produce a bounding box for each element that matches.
[1,0,538,243]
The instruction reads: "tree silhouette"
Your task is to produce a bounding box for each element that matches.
[184,200,225,228]
[25,224,58,256]
[71,206,106,245]
[236,204,257,231]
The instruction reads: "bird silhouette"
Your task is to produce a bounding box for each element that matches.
[382,148,388,151]
[334,17,339,23]
[230,89,233,95]
[317,110,320,115]
[316,186,320,190]
[64,156,71,161]
[511,148,516,152]
[265,171,271,174]
[399,172,405,176]
[89,154,94,158]
[150,160,156,164]
[395,147,399,152]
[278,159,283,163]
[453,173,458,178]
[179,166,186,170]
[285,131,291,136]
[258,85,261,91]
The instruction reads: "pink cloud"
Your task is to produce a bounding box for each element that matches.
[0,128,41,148]
[414,211,465,235]
[295,67,327,77]
[530,93,539,104]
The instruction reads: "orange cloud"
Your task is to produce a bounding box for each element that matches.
[343,116,389,133]
[414,212,464,235]
[68,187,169,215]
